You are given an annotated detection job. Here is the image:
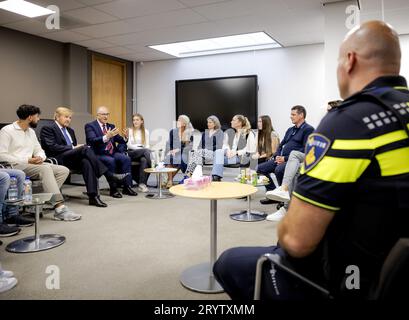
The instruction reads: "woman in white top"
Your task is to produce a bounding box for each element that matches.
[125,113,151,193]
[211,114,256,181]
[252,115,280,165]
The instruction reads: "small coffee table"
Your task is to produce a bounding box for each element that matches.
[5,193,66,253]
[170,182,257,293]
[144,167,177,199]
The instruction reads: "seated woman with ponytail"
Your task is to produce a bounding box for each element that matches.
[211,115,256,181]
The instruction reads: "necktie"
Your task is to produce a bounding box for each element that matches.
[102,124,114,154]
[61,127,72,147]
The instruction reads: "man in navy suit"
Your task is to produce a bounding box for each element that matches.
[40,107,128,207]
[257,105,314,204]
[85,106,137,198]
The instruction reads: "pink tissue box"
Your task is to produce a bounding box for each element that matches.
[183,176,212,190]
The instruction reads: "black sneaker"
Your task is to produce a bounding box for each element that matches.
[5,215,35,227]
[0,223,21,237]
[260,198,280,205]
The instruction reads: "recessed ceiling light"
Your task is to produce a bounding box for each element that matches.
[0,0,55,18]
[148,32,281,58]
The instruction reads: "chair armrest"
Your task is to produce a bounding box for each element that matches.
[45,158,58,165]
[0,161,13,169]
[254,253,332,300]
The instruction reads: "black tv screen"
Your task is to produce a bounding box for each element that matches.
[176,75,258,132]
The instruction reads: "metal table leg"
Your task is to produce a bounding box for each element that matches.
[6,204,66,253]
[230,195,267,222]
[180,199,223,293]
[145,172,174,199]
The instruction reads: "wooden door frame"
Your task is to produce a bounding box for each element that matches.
[91,54,127,129]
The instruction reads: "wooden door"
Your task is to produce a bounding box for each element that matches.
[92,55,126,129]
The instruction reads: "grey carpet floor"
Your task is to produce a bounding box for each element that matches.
[0,175,279,300]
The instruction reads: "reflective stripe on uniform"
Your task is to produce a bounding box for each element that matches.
[332,129,408,150]
[376,146,409,176]
[292,191,340,211]
[304,156,371,183]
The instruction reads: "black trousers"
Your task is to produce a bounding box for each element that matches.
[128,148,151,185]
[213,245,322,300]
[59,146,108,197]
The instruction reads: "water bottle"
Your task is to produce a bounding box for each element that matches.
[23,177,32,203]
[8,176,18,201]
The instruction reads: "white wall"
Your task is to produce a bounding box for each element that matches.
[137,34,409,143]
[136,44,325,141]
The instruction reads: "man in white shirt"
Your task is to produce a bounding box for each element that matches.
[0,105,81,221]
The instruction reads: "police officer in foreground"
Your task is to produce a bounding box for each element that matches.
[213,20,409,300]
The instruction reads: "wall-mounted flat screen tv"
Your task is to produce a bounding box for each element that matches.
[176,75,258,132]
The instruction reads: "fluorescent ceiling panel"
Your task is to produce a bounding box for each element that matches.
[0,0,55,18]
[148,31,281,58]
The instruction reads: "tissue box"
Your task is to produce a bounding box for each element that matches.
[183,176,212,190]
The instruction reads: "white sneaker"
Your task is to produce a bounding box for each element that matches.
[0,269,14,278]
[0,277,17,293]
[54,206,82,221]
[137,184,149,193]
[266,187,290,202]
[266,207,287,222]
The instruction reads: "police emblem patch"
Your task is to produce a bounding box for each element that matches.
[304,133,331,172]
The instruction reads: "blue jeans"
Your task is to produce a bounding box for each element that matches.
[211,149,240,178]
[0,169,26,223]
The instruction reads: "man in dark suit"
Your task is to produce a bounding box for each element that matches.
[85,106,136,198]
[40,107,128,207]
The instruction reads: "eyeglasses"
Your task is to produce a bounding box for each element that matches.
[98,113,110,116]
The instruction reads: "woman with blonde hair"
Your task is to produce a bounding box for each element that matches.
[163,115,194,188]
[211,114,256,181]
[124,113,151,192]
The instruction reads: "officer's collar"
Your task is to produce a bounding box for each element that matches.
[342,75,407,106]
[362,75,407,91]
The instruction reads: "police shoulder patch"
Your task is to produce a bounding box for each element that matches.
[303,133,331,172]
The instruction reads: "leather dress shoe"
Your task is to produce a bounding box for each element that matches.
[89,196,107,207]
[260,198,280,205]
[122,186,138,196]
[110,190,123,198]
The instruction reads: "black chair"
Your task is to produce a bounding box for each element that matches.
[254,238,409,300]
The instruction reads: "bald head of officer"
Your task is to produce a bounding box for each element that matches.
[337,20,401,99]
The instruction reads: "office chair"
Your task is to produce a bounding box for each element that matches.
[254,238,409,300]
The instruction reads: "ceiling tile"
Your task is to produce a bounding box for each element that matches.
[31,0,86,11]
[4,19,54,35]
[191,0,255,20]
[75,38,114,49]
[0,10,25,25]
[95,46,134,55]
[42,30,91,42]
[64,7,118,24]
[77,0,116,5]
[94,0,186,19]
[178,0,230,7]
[125,9,207,32]
[71,20,134,37]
